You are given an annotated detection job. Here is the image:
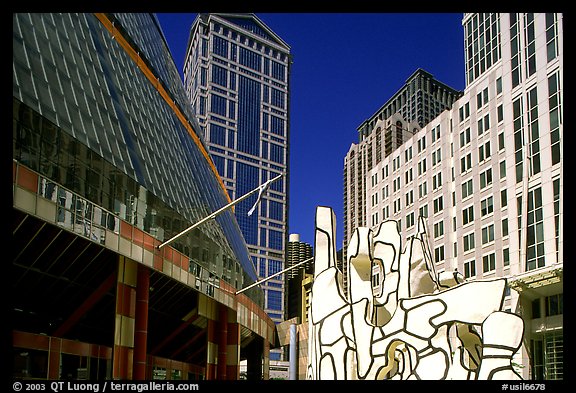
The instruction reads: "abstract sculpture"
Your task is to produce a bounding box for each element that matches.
[307,206,524,380]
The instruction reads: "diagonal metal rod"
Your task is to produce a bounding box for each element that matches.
[235,256,314,295]
[157,173,284,250]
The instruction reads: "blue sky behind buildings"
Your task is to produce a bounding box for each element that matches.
[156,12,466,248]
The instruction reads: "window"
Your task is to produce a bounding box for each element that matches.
[463,233,475,252]
[526,187,545,271]
[546,14,559,62]
[211,94,227,117]
[419,204,428,219]
[405,190,414,206]
[510,14,522,88]
[393,156,401,171]
[418,181,428,199]
[464,260,476,278]
[545,294,563,316]
[382,184,389,199]
[405,168,413,184]
[513,96,524,183]
[499,160,507,179]
[548,72,562,166]
[460,128,471,148]
[267,289,283,311]
[482,253,496,273]
[477,114,490,135]
[524,14,537,77]
[497,104,504,123]
[459,102,470,122]
[418,158,427,176]
[434,245,445,263]
[527,86,541,175]
[382,205,390,220]
[498,132,505,151]
[406,212,415,228]
[554,178,560,263]
[481,196,494,216]
[432,172,442,191]
[405,146,413,162]
[432,147,442,166]
[393,177,401,192]
[418,136,426,153]
[464,13,501,84]
[478,141,491,162]
[431,125,441,143]
[501,189,508,208]
[482,224,495,244]
[393,198,401,214]
[503,247,510,266]
[433,196,443,214]
[462,178,474,199]
[371,192,378,207]
[502,218,509,237]
[460,153,472,174]
[212,64,228,87]
[463,205,474,225]
[480,168,493,189]
[496,77,503,95]
[434,220,444,237]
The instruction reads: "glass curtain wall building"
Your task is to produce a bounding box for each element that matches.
[13,13,275,380]
[184,13,291,360]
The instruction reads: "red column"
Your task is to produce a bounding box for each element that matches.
[205,319,217,380]
[113,257,137,380]
[263,340,270,380]
[48,337,61,379]
[133,265,149,379]
[217,305,228,380]
[226,322,240,380]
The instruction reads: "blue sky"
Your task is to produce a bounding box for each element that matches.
[156,13,466,249]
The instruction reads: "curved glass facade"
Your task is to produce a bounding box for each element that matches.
[13,13,262,305]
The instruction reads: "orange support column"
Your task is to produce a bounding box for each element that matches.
[205,319,217,380]
[133,265,149,379]
[48,337,61,379]
[113,256,137,380]
[217,304,228,380]
[263,340,270,380]
[226,322,240,380]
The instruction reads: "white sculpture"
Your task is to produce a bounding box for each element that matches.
[307,206,524,380]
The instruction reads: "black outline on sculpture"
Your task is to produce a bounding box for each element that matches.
[307,206,525,380]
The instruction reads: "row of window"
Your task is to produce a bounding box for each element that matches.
[210,31,288,81]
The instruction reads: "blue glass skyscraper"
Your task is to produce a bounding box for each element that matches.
[184,13,291,361]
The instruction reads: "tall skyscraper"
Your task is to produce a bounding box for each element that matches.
[285,234,313,322]
[352,13,562,379]
[184,13,291,360]
[356,68,463,142]
[344,69,463,265]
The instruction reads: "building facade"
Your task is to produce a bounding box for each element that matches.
[356,68,463,142]
[285,234,314,323]
[343,70,462,293]
[184,14,291,360]
[12,13,276,380]
[345,70,463,251]
[362,13,563,379]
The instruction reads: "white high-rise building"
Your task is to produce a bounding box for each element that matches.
[351,13,563,379]
[184,13,291,361]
